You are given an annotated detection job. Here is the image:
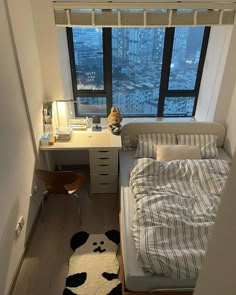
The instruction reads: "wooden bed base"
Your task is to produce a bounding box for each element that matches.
[119,216,194,295]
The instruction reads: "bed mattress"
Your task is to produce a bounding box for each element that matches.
[119,149,231,292]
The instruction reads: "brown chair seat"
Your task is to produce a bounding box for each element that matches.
[36,169,88,224]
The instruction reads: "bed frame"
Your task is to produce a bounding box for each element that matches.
[121,121,226,148]
[119,121,226,295]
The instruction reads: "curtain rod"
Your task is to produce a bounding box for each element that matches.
[54,8,235,27]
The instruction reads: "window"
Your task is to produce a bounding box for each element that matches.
[67,27,210,117]
[112,28,165,116]
[72,28,104,91]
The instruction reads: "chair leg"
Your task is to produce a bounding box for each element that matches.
[72,193,81,225]
[41,191,48,222]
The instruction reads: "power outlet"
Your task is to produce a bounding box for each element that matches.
[15,223,21,238]
[15,216,25,239]
[19,216,24,227]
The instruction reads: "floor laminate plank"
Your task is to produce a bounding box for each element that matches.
[11,191,119,295]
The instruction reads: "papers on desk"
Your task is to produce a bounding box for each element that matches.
[69,118,89,130]
[56,127,72,141]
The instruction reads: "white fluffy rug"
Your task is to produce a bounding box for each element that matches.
[63,230,121,295]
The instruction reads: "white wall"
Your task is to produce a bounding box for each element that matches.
[215,19,236,157]
[57,28,74,102]
[0,0,42,293]
[195,18,236,157]
[30,0,64,101]
[220,21,236,157]
[195,26,233,122]
[224,83,236,157]
[7,0,44,149]
[194,152,236,295]
[213,21,236,124]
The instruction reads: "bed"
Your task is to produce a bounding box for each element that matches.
[119,121,231,295]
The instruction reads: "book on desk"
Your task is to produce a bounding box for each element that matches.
[56,127,72,141]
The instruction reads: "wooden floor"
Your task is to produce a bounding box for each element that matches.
[11,189,119,295]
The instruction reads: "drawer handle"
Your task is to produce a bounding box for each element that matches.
[99,164,109,167]
[99,173,109,176]
[98,150,109,153]
[99,157,109,160]
[100,183,110,185]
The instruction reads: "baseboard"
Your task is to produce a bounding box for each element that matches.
[25,201,42,248]
[7,203,42,295]
[6,250,25,295]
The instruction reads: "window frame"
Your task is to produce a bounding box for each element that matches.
[67,26,210,117]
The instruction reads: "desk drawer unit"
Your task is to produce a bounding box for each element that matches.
[90,174,118,194]
[89,148,119,193]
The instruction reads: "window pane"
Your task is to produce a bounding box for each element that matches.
[112,28,165,115]
[72,28,104,90]
[163,97,195,116]
[75,97,106,116]
[168,27,204,90]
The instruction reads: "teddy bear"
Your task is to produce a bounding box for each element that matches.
[63,230,121,295]
[107,106,123,135]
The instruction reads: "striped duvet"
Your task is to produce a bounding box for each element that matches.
[130,158,230,280]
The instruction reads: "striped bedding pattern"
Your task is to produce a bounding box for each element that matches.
[134,133,176,158]
[177,134,218,159]
[130,158,230,280]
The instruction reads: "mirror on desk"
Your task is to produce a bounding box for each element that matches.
[92,116,102,131]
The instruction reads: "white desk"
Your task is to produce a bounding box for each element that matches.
[40,128,122,194]
[40,128,121,150]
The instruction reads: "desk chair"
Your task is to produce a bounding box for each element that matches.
[36,169,88,224]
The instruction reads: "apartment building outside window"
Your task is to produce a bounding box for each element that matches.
[67,27,210,117]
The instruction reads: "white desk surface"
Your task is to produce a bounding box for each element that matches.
[40,128,122,151]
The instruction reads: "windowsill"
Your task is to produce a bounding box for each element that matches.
[99,116,196,127]
[122,117,196,124]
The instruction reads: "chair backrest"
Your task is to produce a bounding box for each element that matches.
[36,169,80,194]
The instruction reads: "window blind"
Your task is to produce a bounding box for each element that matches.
[53,1,236,27]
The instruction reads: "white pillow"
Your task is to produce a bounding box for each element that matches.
[177,134,218,159]
[156,144,202,161]
[134,133,176,158]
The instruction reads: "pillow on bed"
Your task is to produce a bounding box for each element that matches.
[177,134,218,159]
[156,144,202,161]
[134,133,176,158]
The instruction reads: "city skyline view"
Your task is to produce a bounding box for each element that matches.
[71,27,205,117]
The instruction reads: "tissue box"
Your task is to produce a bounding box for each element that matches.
[40,133,51,145]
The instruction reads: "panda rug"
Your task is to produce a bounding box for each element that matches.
[63,230,122,295]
